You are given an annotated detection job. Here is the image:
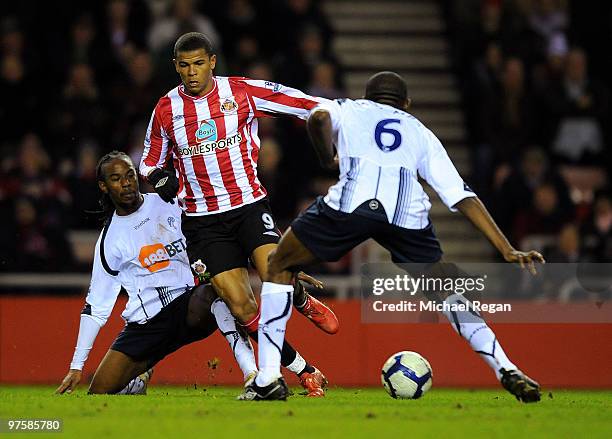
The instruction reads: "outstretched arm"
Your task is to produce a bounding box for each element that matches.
[56,238,122,394]
[454,196,545,273]
[306,109,336,169]
[55,313,102,394]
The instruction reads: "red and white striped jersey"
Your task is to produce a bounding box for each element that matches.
[140,76,324,215]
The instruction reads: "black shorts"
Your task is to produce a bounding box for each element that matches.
[291,196,443,264]
[181,198,281,276]
[110,287,217,368]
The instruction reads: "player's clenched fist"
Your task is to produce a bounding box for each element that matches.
[148,169,179,204]
[55,369,82,394]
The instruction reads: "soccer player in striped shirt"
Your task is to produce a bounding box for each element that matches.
[139,33,337,399]
[265,72,545,403]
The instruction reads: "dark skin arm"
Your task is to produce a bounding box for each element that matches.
[455,196,545,274]
[307,109,336,169]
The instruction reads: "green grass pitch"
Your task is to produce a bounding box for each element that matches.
[1,386,610,438]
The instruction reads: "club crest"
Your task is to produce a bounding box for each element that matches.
[220,96,238,114]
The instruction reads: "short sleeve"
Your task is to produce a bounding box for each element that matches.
[309,99,343,134]
[417,128,476,211]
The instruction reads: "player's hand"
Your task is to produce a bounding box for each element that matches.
[55,369,82,394]
[148,168,179,204]
[297,271,324,289]
[503,249,545,275]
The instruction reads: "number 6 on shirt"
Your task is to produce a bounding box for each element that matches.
[375,119,402,152]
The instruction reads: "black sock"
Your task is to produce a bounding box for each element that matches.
[298,363,315,376]
[293,281,308,309]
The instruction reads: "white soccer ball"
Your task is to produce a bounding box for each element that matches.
[381,351,433,399]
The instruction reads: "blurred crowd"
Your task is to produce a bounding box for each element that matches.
[1,0,610,274]
[0,0,343,272]
[448,0,611,263]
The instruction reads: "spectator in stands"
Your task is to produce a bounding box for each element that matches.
[478,57,538,166]
[148,0,220,53]
[0,53,36,143]
[278,24,339,90]
[50,63,110,156]
[246,61,275,81]
[7,196,75,272]
[533,32,568,91]
[278,0,334,54]
[528,0,568,61]
[544,47,609,163]
[543,223,582,262]
[64,143,102,229]
[220,0,259,60]
[580,191,612,262]
[493,147,573,241]
[227,34,260,74]
[307,61,344,99]
[148,0,223,85]
[109,50,161,147]
[102,0,151,56]
[513,181,573,245]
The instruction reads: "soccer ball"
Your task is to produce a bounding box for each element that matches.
[381,351,433,399]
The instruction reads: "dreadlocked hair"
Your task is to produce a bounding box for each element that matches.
[90,150,134,225]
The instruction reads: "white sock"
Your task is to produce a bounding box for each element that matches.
[441,294,517,379]
[255,282,293,386]
[211,299,257,380]
[286,351,307,375]
[117,376,147,395]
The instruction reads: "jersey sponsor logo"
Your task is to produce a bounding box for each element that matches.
[220,96,238,114]
[195,119,218,143]
[177,132,243,157]
[264,81,281,92]
[138,238,187,272]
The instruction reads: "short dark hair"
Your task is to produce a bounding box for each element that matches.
[364,71,408,107]
[173,32,215,58]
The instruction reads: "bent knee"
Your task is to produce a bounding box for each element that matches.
[88,381,115,395]
[266,251,285,278]
[227,297,258,323]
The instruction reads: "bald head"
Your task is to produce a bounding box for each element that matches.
[364,71,409,109]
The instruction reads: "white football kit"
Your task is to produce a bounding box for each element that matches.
[86,193,193,325]
[315,98,475,229]
[70,193,194,370]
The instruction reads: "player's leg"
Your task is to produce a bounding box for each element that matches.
[88,350,150,394]
[240,199,339,334]
[377,223,540,402]
[252,241,338,334]
[181,212,259,325]
[242,197,363,398]
[244,328,327,397]
[247,237,314,389]
[425,261,540,402]
[210,268,259,325]
[186,284,257,381]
